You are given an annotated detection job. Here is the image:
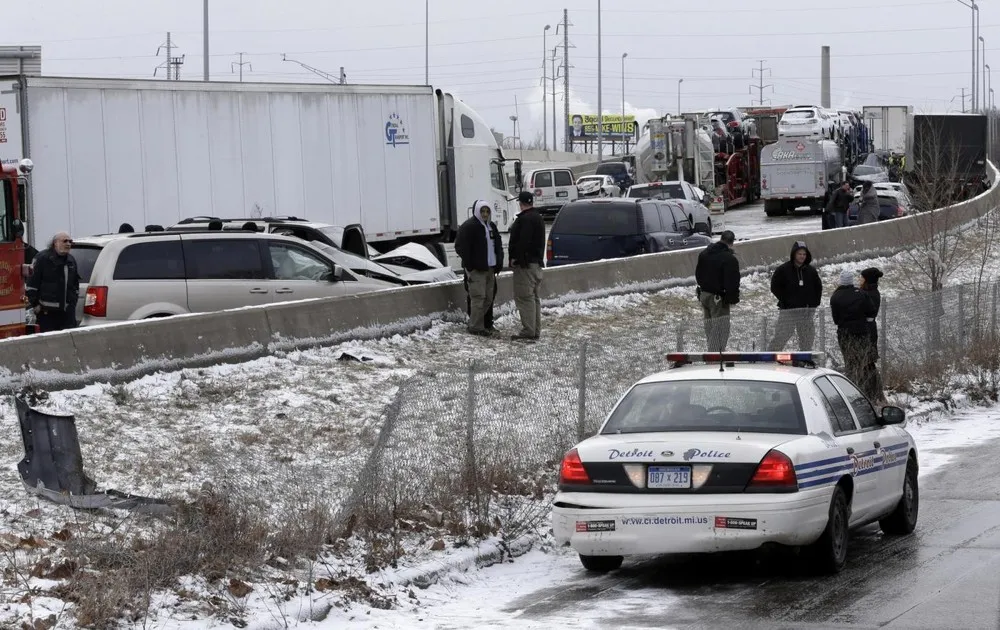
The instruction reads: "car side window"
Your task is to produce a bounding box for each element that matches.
[640,204,661,233]
[534,171,552,188]
[656,203,677,231]
[268,243,334,281]
[113,241,186,280]
[669,203,690,230]
[814,376,859,434]
[829,375,880,430]
[554,170,574,187]
[183,239,266,280]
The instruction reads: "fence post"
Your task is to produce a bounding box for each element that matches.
[465,360,478,501]
[675,319,685,352]
[992,281,998,343]
[576,342,588,440]
[879,298,888,386]
[758,316,769,352]
[818,307,827,365]
[958,284,966,351]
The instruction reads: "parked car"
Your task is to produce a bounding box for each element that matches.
[576,174,621,198]
[626,181,711,207]
[846,191,910,225]
[70,230,398,326]
[594,161,634,192]
[853,182,913,209]
[525,167,579,215]
[545,199,712,267]
[850,153,890,186]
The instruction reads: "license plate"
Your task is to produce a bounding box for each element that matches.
[556,190,569,197]
[647,465,691,489]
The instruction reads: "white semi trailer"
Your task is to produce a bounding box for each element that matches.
[0,76,519,259]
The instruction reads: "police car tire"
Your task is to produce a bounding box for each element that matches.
[579,554,623,573]
[807,485,850,574]
[879,457,919,536]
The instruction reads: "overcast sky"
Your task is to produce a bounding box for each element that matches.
[5,0,993,148]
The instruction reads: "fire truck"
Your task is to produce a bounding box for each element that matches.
[708,121,762,211]
[0,159,34,338]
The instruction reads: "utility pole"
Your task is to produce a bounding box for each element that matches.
[597,0,603,164]
[340,67,347,84]
[563,9,571,153]
[155,33,184,80]
[203,0,210,81]
[750,60,773,106]
[231,53,251,82]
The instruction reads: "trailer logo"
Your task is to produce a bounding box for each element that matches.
[771,146,805,160]
[385,113,409,147]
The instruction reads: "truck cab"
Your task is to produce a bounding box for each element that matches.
[0,159,33,338]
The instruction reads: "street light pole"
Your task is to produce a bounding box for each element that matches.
[982,37,988,112]
[543,25,551,152]
[425,0,429,85]
[677,78,684,115]
[203,0,209,81]
[597,0,603,164]
[621,52,628,154]
[959,1,979,111]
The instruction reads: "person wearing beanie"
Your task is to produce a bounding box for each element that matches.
[830,269,877,388]
[859,267,886,404]
[454,200,504,336]
[768,240,823,351]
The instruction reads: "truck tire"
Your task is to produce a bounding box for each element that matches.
[764,200,786,217]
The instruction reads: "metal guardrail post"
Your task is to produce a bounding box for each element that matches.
[576,342,588,440]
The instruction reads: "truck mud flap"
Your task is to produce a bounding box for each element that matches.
[14,395,174,515]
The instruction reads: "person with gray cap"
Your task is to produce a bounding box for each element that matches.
[695,230,740,351]
[830,268,877,387]
[768,240,822,351]
[454,200,504,336]
[507,190,546,341]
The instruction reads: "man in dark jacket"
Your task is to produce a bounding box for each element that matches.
[768,241,823,351]
[25,232,80,333]
[695,230,740,351]
[859,267,886,404]
[830,269,877,387]
[508,191,545,341]
[824,181,852,229]
[455,200,504,336]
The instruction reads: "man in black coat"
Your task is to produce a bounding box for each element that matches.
[508,191,546,341]
[25,231,80,333]
[824,181,852,229]
[768,241,823,351]
[454,200,504,336]
[860,267,886,403]
[830,269,877,388]
[695,230,740,351]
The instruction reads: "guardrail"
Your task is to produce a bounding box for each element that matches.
[2,163,996,392]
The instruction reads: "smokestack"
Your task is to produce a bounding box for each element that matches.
[820,46,831,108]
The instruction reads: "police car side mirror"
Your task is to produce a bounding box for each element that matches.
[879,405,905,425]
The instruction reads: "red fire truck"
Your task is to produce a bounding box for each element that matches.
[0,159,33,338]
[711,126,762,211]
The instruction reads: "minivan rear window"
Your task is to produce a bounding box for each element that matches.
[114,241,186,280]
[70,245,102,283]
[553,204,639,236]
[596,163,628,175]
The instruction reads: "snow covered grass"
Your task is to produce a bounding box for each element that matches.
[3,223,1000,627]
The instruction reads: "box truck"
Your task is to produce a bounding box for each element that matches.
[905,112,989,201]
[862,105,912,154]
[0,76,520,260]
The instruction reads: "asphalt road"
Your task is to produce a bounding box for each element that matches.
[499,436,1000,630]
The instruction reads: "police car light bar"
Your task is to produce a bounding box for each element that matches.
[665,352,825,367]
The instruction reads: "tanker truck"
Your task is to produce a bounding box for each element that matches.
[760,137,846,216]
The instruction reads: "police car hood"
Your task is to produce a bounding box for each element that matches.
[576,431,795,465]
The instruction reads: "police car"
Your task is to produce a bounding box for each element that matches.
[551,352,918,574]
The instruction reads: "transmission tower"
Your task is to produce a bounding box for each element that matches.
[231,52,252,82]
[155,32,185,80]
[750,60,773,106]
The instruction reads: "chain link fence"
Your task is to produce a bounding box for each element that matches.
[339,278,1000,555]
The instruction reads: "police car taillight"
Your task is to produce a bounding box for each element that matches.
[559,448,591,485]
[747,450,797,490]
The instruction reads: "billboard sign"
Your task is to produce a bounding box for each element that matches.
[568,114,637,141]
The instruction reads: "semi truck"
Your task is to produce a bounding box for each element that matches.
[862,105,912,155]
[760,137,846,216]
[0,75,520,262]
[905,112,989,201]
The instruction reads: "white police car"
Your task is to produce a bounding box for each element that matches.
[551,352,918,574]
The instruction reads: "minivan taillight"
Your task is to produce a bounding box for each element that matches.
[559,448,591,485]
[746,449,797,491]
[546,239,553,262]
[84,286,108,318]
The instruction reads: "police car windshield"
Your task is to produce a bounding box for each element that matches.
[601,380,806,435]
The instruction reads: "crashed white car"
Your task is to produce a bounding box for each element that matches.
[314,242,457,285]
[552,352,918,575]
[576,175,620,198]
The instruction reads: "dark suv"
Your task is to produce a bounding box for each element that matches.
[595,162,634,192]
[546,199,712,266]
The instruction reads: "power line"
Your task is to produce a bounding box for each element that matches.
[572,23,1000,39]
[750,60,773,106]
[570,0,956,14]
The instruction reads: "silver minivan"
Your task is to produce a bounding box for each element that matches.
[71,231,397,326]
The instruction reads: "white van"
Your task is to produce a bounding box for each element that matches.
[526,168,578,215]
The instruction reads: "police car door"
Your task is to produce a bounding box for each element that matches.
[812,376,880,524]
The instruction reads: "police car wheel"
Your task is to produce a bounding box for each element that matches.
[879,457,919,536]
[579,554,623,573]
[807,485,850,574]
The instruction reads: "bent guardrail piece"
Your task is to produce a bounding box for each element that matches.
[14,395,174,515]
